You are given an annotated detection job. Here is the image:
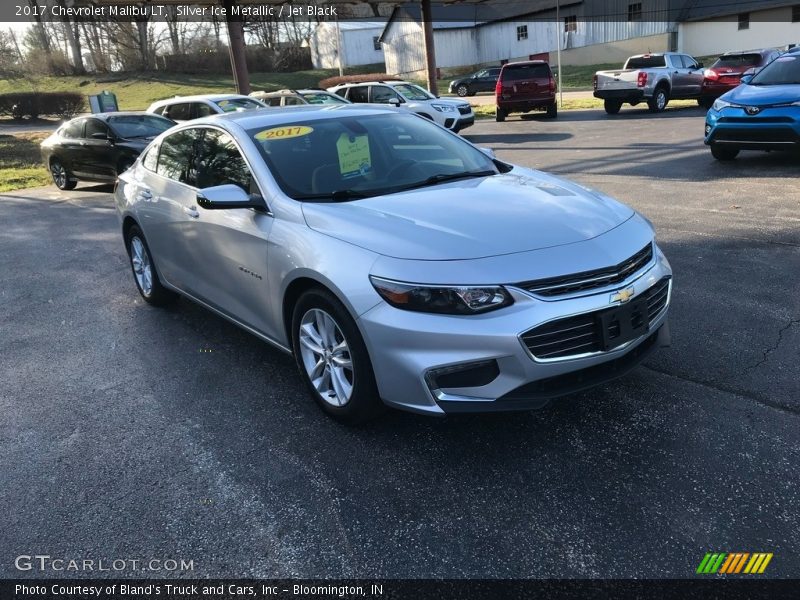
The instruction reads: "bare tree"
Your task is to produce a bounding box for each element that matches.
[55,0,85,74]
[27,0,54,72]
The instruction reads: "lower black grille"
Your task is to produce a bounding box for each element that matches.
[521,277,670,360]
[517,243,653,297]
[714,127,799,143]
[457,105,471,115]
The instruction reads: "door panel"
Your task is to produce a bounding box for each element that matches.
[83,118,115,179]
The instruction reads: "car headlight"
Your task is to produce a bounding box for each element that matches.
[431,104,456,113]
[370,276,513,314]
[711,98,732,111]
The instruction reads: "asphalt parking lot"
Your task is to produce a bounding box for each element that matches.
[1,105,799,579]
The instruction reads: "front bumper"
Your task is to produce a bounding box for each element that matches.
[358,246,672,415]
[705,104,800,150]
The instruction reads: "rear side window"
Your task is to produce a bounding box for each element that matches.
[501,64,551,81]
[626,56,667,69]
[164,103,192,121]
[284,96,305,106]
[347,86,369,103]
[151,106,166,116]
[156,129,200,184]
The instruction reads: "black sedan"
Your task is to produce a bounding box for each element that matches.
[448,67,501,97]
[40,112,175,190]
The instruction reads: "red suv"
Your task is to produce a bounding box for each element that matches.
[495,61,557,122]
[699,48,782,107]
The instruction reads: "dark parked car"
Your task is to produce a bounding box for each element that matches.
[41,112,175,190]
[700,48,782,107]
[495,61,557,122]
[448,67,501,97]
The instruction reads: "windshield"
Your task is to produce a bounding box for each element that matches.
[247,112,498,201]
[626,56,666,69]
[750,55,800,85]
[393,84,435,101]
[107,115,174,138]
[301,92,348,105]
[712,54,763,69]
[214,98,265,112]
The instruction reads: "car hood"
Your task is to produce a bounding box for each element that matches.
[424,97,470,108]
[302,169,634,260]
[723,83,800,105]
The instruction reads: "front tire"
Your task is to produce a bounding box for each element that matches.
[292,289,382,424]
[125,225,177,306]
[648,87,669,113]
[456,84,469,97]
[50,159,77,190]
[495,107,506,122]
[710,144,739,161]
[604,99,622,115]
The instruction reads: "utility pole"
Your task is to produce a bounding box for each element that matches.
[223,0,250,95]
[421,0,438,96]
[335,12,344,76]
[556,0,563,107]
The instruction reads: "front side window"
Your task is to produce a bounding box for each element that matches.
[156,129,200,184]
[84,119,109,139]
[516,25,528,41]
[195,103,215,117]
[194,129,254,193]
[107,115,174,139]
[247,112,497,200]
[681,56,698,69]
[392,84,434,101]
[371,86,401,103]
[214,98,264,113]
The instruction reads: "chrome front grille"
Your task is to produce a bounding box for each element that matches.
[517,243,653,297]
[521,277,670,360]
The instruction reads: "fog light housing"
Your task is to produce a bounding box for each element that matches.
[425,359,500,391]
[705,124,711,135]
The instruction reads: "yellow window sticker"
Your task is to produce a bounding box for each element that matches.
[336,133,371,179]
[255,126,314,141]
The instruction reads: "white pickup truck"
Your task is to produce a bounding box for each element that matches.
[593,52,705,114]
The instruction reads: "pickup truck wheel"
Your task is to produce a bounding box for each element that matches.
[604,100,622,115]
[648,87,669,113]
[495,107,506,122]
[546,102,557,118]
[710,144,739,161]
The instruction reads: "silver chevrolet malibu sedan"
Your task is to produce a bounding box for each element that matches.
[115,105,672,423]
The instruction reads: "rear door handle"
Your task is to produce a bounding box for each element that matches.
[184,205,199,218]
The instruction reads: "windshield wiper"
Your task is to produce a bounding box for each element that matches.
[397,169,496,192]
[294,189,369,202]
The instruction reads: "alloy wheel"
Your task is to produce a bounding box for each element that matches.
[298,308,354,407]
[51,162,67,188]
[130,236,153,296]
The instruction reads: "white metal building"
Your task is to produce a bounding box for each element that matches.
[309,21,386,70]
[379,1,800,77]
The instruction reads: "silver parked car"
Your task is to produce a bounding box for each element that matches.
[115,105,672,422]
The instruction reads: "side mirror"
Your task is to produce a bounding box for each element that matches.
[387,97,401,106]
[196,184,267,211]
[478,147,496,160]
[740,74,753,85]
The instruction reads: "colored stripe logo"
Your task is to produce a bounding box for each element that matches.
[696,552,773,574]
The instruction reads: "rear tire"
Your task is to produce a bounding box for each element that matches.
[495,107,506,122]
[710,144,739,161]
[546,102,558,118]
[292,288,383,424]
[50,159,77,190]
[648,87,669,113]
[125,225,177,306]
[604,100,622,115]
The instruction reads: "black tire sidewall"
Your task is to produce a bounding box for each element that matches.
[125,225,175,306]
[291,289,381,423]
[51,159,76,190]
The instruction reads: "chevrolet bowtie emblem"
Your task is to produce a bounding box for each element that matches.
[610,287,635,304]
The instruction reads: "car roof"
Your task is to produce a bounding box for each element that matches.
[150,94,253,105]
[78,111,161,121]
[332,80,408,88]
[720,48,777,56]
[502,60,548,66]
[186,104,398,130]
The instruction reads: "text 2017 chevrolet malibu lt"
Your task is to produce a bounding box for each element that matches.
[115,106,672,423]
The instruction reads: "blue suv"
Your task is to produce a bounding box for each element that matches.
[705,48,800,160]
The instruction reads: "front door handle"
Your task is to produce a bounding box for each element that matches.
[140,189,152,200]
[184,205,199,218]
